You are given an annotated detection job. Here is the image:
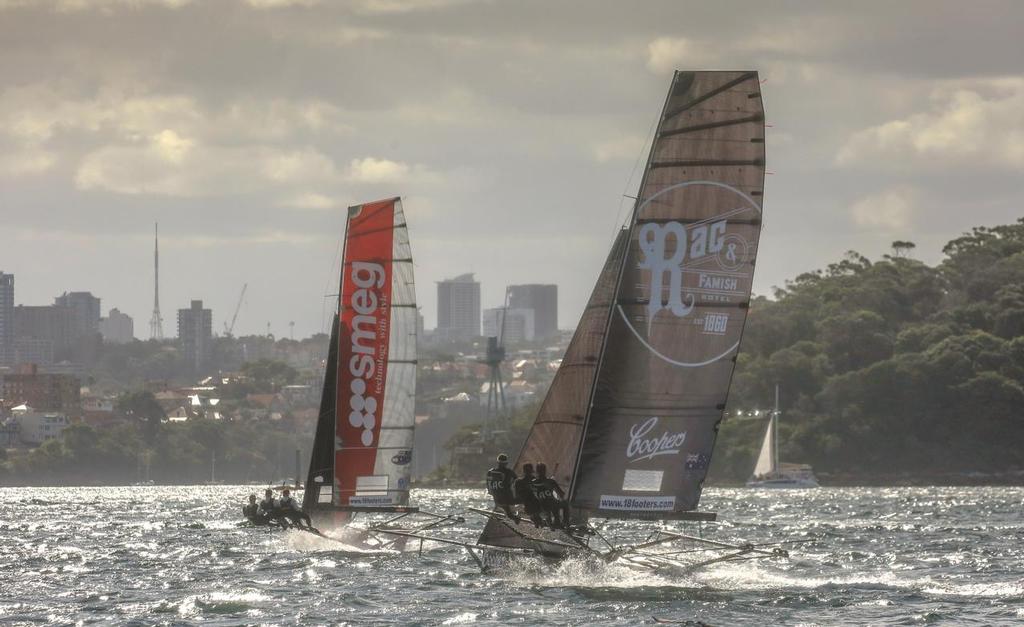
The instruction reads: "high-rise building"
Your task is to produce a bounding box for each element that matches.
[0,272,13,366]
[14,305,73,350]
[437,273,481,340]
[13,338,54,367]
[99,308,134,344]
[508,284,558,340]
[178,300,212,371]
[483,307,535,345]
[54,291,101,341]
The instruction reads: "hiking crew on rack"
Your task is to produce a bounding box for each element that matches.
[278,488,313,528]
[514,463,544,527]
[532,463,570,529]
[258,488,289,527]
[243,493,272,526]
[486,453,519,522]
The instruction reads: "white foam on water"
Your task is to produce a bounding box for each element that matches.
[206,591,272,603]
[283,528,393,554]
[920,580,1024,598]
[501,553,694,589]
[697,561,1024,600]
[442,611,479,624]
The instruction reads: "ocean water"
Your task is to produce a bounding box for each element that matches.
[1,486,1022,625]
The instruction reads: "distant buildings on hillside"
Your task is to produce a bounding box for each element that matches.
[431,277,559,346]
[437,273,481,340]
[0,273,13,367]
[483,307,535,343]
[178,299,212,371]
[100,308,134,344]
[508,284,558,341]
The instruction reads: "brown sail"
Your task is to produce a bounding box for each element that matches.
[569,71,766,518]
[477,230,628,548]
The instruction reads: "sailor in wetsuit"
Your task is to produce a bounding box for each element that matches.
[532,463,570,529]
[513,463,544,527]
[259,488,288,528]
[278,488,313,529]
[486,453,519,522]
[242,493,270,526]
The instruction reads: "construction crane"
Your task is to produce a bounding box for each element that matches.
[223,283,247,337]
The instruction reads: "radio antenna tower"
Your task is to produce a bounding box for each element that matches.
[149,222,164,340]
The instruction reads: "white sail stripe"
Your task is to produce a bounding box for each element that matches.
[370,200,416,502]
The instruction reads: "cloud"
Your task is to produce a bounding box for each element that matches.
[0,149,56,176]
[346,157,443,186]
[0,87,349,145]
[75,139,342,196]
[351,0,478,14]
[347,157,410,183]
[281,192,338,210]
[646,37,718,74]
[849,186,920,231]
[245,0,319,8]
[837,80,1024,169]
[592,135,647,163]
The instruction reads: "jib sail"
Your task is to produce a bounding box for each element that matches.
[304,197,417,510]
[477,230,628,548]
[569,70,766,518]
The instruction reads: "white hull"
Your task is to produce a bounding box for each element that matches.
[746,476,819,489]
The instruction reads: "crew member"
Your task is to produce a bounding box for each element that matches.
[486,453,519,522]
[259,488,288,528]
[279,488,314,529]
[513,463,544,527]
[242,493,269,525]
[532,463,570,529]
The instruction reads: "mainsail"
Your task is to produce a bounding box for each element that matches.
[569,70,765,518]
[477,229,628,548]
[304,197,417,511]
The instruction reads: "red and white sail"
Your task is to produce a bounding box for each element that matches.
[305,197,416,508]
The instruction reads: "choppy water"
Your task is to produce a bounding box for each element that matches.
[1,486,1022,625]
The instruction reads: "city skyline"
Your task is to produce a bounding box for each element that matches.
[2,2,1022,339]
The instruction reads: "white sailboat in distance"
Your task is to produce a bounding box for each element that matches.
[746,385,819,489]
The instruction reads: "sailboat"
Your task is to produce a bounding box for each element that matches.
[375,71,792,571]
[301,197,460,538]
[205,450,224,485]
[746,386,819,488]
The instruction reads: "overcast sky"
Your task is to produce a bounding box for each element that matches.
[1,0,1022,339]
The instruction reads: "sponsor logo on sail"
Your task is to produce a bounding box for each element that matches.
[627,417,687,462]
[347,261,387,447]
[618,180,761,368]
[599,495,676,511]
[703,313,729,335]
[685,452,710,471]
[391,450,412,465]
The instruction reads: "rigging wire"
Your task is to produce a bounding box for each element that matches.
[320,218,346,335]
[608,105,661,245]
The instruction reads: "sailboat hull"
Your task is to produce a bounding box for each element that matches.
[745,476,819,489]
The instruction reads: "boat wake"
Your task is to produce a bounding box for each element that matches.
[499,553,695,589]
[283,528,395,554]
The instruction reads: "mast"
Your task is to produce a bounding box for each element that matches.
[772,384,780,475]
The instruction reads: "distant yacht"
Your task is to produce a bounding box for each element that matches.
[746,386,819,489]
